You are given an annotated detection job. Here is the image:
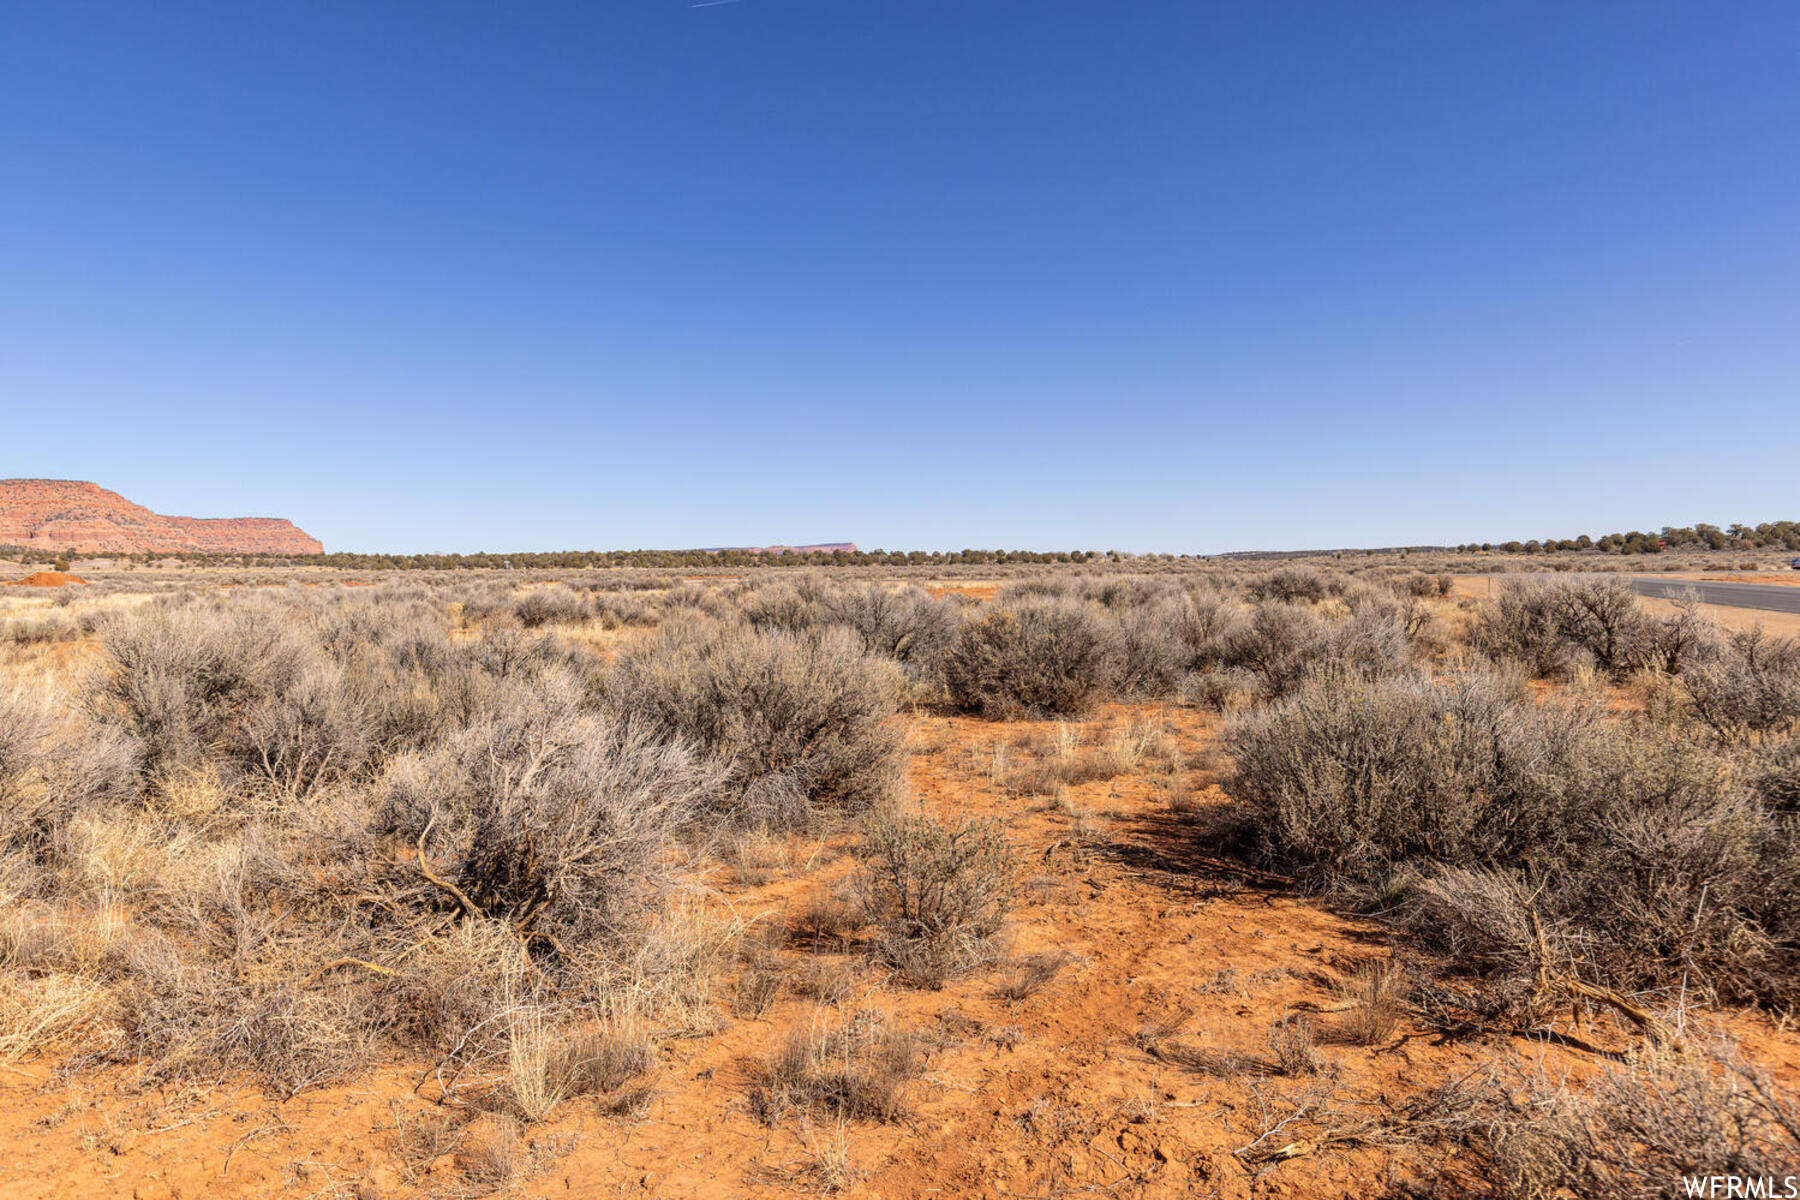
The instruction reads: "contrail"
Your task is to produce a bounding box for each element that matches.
[690,0,743,7]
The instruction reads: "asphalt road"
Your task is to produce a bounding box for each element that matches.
[1626,576,1800,615]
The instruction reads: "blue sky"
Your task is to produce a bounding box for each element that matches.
[3,2,1796,554]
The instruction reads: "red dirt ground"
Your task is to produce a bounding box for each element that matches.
[5,571,87,587]
[1,705,1794,1199]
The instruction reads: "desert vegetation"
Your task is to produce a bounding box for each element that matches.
[1,560,1797,1197]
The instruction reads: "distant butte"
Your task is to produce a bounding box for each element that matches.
[0,479,323,555]
[697,543,859,555]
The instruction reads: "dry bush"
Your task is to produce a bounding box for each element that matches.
[1226,668,1587,882]
[1219,602,1414,699]
[512,585,589,628]
[1754,739,1800,809]
[1229,667,1800,1004]
[944,599,1121,719]
[1473,577,1653,680]
[1182,667,1259,712]
[376,673,721,949]
[1432,1039,1800,1199]
[87,602,322,785]
[1112,601,1188,698]
[1248,567,1336,604]
[1679,627,1800,743]
[0,686,56,844]
[1470,580,1584,679]
[856,811,1013,986]
[609,619,905,822]
[2,612,81,645]
[807,582,960,681]
[748,1013,924,1126]
[79,595,478,800]
[1546,576,1650,675]
[1639,597,1719,675]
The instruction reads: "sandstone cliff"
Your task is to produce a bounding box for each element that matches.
[0,480,323,555]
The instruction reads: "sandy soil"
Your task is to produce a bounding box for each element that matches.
[5,701,1794,1200]
[4,572,87,588]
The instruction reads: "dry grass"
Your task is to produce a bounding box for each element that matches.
[453,1115,523,1196]
[794,885,863,948]
[389,1111,466,1184]
[733,956,786,1018]
[748,1012,925,1126]
[1325,960,1409,1046]
[993,950,1072,1002]
[1268,1014,1326,1076]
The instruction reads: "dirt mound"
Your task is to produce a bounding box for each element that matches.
[7,570,87,587]
[0,478,323,555]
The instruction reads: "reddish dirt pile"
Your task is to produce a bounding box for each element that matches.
[5,570,87,587]
[0,479,322,555]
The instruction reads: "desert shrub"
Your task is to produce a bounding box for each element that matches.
[588,590,656,630]
[1473,577,1649,678]
[1112,600,1187,698]
[0,687,53,819]
[1753,739,1800,810]
[741,583,820,635]
[1220,602,1413,698]
[1248,567,1335,604]
[376,673,721,948]
[1226,669,1582,881]
[1230,667,1798,1003]
[1471,581,1576,678]
[3,613,80,644]
[812,584,960,680]
[1679,627,1800,743]
[1638,598,1720,675]
[84,599,405,797]
[120,930,380,1095]
[856,811,1012,985]
[1442,1041,1800,1199]
[1168,589,1247,670]
[944,599,1120,719]
[1181,667,1259,712]
[88,603,309,780]
[1546,577,1647,673]
[512,585,589,628]
[1217,602,1320,697]
[609,619,905,822]
[1,685,136,868]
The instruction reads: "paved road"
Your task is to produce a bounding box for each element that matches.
[1626,576,1800,615]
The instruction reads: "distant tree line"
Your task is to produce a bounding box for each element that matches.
[0,545,1202,570]
[1456,521,1800,556]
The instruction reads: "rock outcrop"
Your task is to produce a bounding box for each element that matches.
[0,479,323,555]
[698,543,859,555]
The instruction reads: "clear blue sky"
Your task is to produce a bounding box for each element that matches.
[3,2,1796,554]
